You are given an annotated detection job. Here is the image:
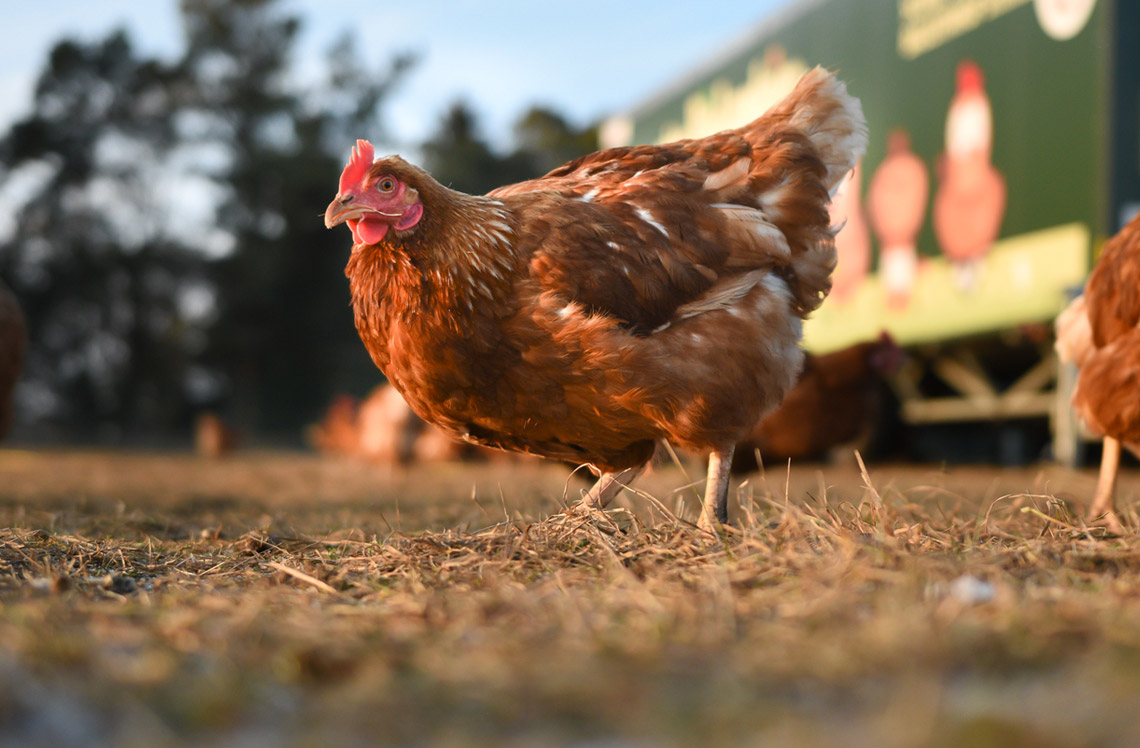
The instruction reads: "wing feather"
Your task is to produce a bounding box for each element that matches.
[491,67,865,332]
[1086,216,1140,348]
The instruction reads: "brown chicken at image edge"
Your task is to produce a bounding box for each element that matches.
[325,67,867,530]
[0,280,25,442]
[1056,213,1140,533]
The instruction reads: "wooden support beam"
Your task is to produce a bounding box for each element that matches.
[931,352,997,398]
[902,392,1056,424]
[1052,357,1083,466]
[1007,352,1057,395]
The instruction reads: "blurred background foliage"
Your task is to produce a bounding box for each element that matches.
[0,0,598,443]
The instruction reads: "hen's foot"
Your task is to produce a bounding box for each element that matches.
[1087,509,1125,536]
[1087,436,1122,534]
[573,464,641,514]
[697,445,734,533]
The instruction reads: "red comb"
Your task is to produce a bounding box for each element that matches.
[956,60,983,93]
[339,139,375,193]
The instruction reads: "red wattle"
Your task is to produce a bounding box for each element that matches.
[355,216,390,245]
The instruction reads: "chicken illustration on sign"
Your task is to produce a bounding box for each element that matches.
[828,161,871,304]
[825,59,1005,309]
[933,60,1007,291]
[867,129,928,310]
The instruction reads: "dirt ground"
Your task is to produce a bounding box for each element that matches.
[2,448,1140,747]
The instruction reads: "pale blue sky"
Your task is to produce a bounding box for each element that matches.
[1,1,793,149]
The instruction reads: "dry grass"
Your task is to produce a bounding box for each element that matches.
[3,449,1140,747]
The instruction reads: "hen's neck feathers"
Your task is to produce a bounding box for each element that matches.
[346,183,517,337]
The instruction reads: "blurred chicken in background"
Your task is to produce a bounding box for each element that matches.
[310,384,482,465]
[195,412,240,458]
[0,281,26,442]
[732,333,904,471]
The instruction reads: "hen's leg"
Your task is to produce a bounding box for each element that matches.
[1089,436,1123,533]
[697,445,735,532]
[576,464,642,512]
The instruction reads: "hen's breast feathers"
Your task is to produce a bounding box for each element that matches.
[493,67,867,332]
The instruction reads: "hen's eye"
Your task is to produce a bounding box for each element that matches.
[378,177,396,193]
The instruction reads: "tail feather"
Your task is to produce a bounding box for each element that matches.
[728,68,866,316]
[742,67,868,192]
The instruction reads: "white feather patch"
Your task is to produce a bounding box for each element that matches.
[757,176,793,219]
[760,272,791,300]
[635,207,669,238]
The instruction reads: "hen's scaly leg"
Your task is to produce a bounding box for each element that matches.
[1089,436,1123,533]
[697,445,735,532]
[576,464,642,512]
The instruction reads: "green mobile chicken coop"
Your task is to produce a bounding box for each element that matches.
[601,0,1140,463]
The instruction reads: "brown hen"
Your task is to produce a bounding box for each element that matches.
[1056,213,1140,532]
[734,334,902,469]
[325,68,866,530]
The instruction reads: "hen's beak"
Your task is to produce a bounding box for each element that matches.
[324,195,358,229]
[325,195,402,229]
